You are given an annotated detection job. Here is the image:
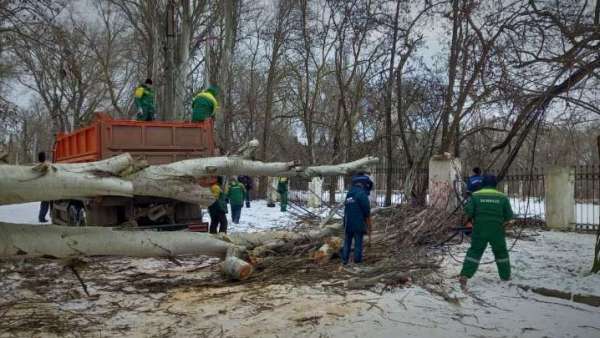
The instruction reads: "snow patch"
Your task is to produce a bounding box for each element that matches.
[0,202,45,224]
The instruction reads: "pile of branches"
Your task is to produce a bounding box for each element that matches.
[373,205,464,247]
[234,205,458,291]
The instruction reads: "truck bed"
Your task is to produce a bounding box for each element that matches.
[53,112,215,164]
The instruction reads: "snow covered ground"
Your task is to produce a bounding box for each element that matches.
[327,230,600,338]
[1,202,600,337]
[202,199,304,232]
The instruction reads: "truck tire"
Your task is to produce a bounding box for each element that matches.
[67,203,86,226]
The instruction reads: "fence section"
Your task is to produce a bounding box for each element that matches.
[499,168,545,221]
[287,165,599,230]
[574,165,600,230]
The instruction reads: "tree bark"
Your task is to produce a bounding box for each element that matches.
[384,0,401,207]
[0,164,134,205]
[0,149,378,206]
[0,222,234,259]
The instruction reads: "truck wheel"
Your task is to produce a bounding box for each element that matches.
[68,204,86,226]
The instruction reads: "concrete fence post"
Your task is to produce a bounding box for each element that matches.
[369,166,377,204]
[308,177,323,208]
[428,155,462,211]
[337,176,345,194]
[544,166,575,230]
[268,177,279,204]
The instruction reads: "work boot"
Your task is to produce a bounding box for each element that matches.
[245,202,250,208]
[459,276,468,291]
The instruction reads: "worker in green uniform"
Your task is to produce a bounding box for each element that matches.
[227,177,246,224]
[208,176,228,233]
[192,84,220,122]
[277,177,289,212]
[134,78,155,121]
[459,175,514,290]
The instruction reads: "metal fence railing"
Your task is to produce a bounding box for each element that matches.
[289,167,429,208]
[287,165,599,231]
[574,165,600,231]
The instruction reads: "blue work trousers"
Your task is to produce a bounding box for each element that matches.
[341,230,364,264]
[230,204,242,224]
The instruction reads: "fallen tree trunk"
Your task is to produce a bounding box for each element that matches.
[0,221,345,281]
[0,222,234,259]
[0,151,378,206]
[0,164,133,205]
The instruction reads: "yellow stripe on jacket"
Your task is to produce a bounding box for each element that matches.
[195,91,219,109]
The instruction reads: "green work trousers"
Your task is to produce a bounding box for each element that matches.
[460,231,510,280]
[136,105,155,121]
[279,191,288,212]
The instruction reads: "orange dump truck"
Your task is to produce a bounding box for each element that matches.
[51,113,215,227]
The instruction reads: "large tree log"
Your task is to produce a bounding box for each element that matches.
[0,146,378,206]
[0,222,234,259]
[0,165,133,205]
[52,153,136,175]
[0,221,346,280]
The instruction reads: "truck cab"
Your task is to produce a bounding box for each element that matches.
[51,113,215,227]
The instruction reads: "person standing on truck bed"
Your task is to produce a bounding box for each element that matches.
[192,84,220,122]
[134,78,155,121]
[208,176,228,233]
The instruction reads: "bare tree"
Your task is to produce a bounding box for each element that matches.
[257,0,295,197]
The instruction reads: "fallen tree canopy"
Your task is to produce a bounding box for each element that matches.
[0,142,378,206]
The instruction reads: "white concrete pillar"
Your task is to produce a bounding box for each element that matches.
[308,177,323,208]
[544,166,575,230]
[428,155,462,211]
[337,176,345,193]
[369,167,377,204]
[518,180,524,200]
[268,177,279,203]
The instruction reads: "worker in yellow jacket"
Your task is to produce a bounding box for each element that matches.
[134,78,155,121]
[192,84,220,122]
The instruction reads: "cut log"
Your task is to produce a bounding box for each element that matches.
[223,256,253,281]
[313,237,342,264]
[0,222,234,259]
